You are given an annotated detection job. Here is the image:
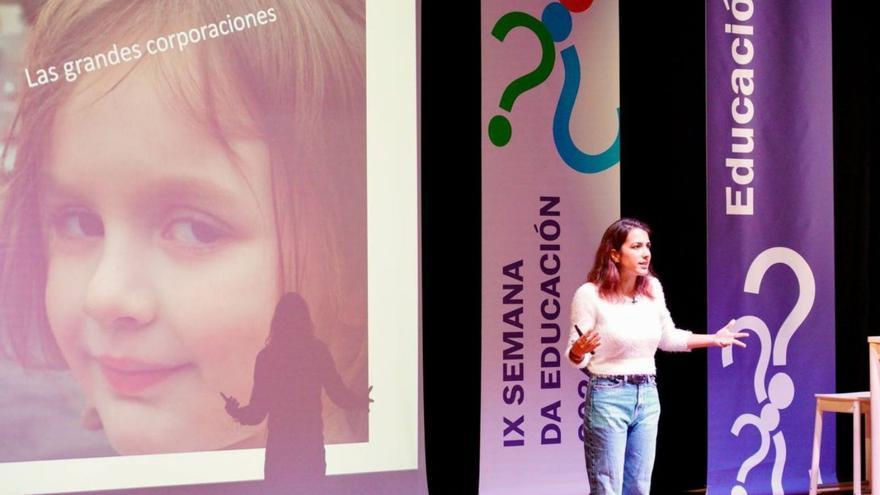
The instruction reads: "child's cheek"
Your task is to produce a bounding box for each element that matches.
[44,263,89,370]
[186,323,263,402]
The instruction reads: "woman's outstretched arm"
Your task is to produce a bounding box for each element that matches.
[652,278,747,351]
[320,344,371,411]
[223,350,270,425]
[686,319,749,350]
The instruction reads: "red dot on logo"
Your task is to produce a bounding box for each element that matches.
[560,0,594,13]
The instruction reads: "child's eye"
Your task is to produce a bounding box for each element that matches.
[164,218,227,247]
[54,210,104,238]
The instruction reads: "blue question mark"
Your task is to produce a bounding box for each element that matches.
[544,2,621,174]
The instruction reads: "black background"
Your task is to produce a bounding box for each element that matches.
[422,1,880,494]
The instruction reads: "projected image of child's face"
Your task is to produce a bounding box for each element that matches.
[39,64,280,454]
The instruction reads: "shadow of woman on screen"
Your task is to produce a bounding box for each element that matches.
[223,292,371,495]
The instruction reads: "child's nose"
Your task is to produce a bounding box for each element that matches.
[84,235,156,331]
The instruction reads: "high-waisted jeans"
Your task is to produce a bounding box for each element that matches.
[584,374,660,495]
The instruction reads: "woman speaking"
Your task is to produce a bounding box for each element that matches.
[566,218,747,495]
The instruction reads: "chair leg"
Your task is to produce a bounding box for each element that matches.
[867,405,872,484]
[810,403,823,495]
[855,402,863,495]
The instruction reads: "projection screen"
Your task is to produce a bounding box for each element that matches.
[0,0,422,493]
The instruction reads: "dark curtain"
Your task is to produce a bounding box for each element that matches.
[619,2,707,493]
[422,1,482,495]
[831,0,880,482]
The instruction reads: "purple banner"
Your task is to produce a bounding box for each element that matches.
[706,1,835,494]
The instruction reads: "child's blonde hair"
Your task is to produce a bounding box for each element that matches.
[0,0,367,423]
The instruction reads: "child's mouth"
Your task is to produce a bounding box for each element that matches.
[97,356,191,396]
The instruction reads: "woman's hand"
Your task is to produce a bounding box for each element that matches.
[365,385,374,411]
[221,392,240,418]
[570,330,601,363]
[713,319,748,348]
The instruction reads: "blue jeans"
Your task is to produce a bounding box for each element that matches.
[584,374,660,495]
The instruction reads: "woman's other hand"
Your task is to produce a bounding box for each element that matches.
[714,319,748,348]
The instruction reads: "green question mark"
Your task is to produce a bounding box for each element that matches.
[488,12,556,147]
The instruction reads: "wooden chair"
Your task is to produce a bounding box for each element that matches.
[809,392,871,495]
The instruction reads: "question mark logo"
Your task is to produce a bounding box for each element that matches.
[488,1,620,175]
[487,12,555,147]
[543,1,621,174]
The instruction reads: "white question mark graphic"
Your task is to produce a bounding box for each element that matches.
[723,315,771,401]
[721,247,815,494]
[743,247,816,366]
